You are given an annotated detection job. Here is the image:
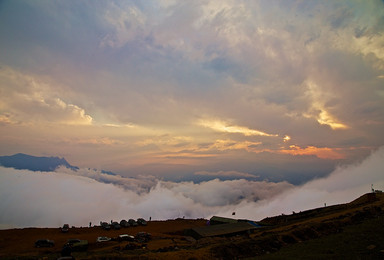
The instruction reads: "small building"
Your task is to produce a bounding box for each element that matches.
[210,216,239,225]
[209,216,261,227]
[186,222,256,240]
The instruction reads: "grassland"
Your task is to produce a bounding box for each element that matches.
[0,193,383,259]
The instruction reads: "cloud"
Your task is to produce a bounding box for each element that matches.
[65,137,123,146]
[0,166,292,229]
[0,0,383,191]
[198,119,278,137]
[100,2,147,48]
[56,166,157,194]
[216,146,384,219]
[194,170,256,179]
[278,145,346,160]
[0,67,93,125]
[204,139,263,152]
[303,80,348,130]
[160,179,293,207]
[1,146,383,229]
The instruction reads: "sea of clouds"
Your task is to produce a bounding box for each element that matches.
[1,147,383,229]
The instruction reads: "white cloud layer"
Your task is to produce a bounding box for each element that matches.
[216,146,384,219]
[1,146,383,229]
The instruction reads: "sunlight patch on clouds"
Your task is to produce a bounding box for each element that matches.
[52,98,93,125]
[136,135,193,149]
[0,67,93,126]
[138,137,264,159]
[304,80,348,130]
[141,137,264,158]
[279,145,345,160]
[65,137,122,146]
[199,119,277,137]
[283,135,291,142]
[207,139,262,152]
[0,114,12,125]
[102,123,135,128]
[317,110,348,130]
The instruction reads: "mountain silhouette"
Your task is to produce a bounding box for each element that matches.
[0,153,79,172]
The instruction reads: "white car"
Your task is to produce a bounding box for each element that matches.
[118,234,135,241]
[96,236,111,242]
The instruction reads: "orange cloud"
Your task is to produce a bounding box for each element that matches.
[157,153,216,159]
[198,119,278,137]
[317,110,348,130]
[66,137,123,146]
[279,145,345,159]
[200,139,262,153]
[0,114,13,125]
[283,135,291,142]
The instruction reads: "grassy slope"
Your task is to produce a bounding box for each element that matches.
[258,215,384,260]
[210,193,384,259]
[0,193,383,259]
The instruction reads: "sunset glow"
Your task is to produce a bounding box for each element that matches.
[0,0,383,188]
[279,145,346,160]
[199,119,278,137]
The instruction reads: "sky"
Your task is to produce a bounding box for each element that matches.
[1,0,384,186]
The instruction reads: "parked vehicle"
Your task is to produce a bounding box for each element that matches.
[120,219,129,227]
[137,218,147,226]
[35,239,55,248]
[118,234,135,242]
[96,236,111,242]
[135,232,151,243]
[65,239,88,252]
[61,224,70,233]
[100,222,111,230]
[111,221,121,230]
[128,219,138,227]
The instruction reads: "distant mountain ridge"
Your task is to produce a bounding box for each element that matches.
[0,153,79,172]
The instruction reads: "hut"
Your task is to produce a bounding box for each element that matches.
[186,222,256,240]
[209,216,239,225]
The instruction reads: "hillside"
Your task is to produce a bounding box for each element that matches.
[0,193,383,259]
[0,153,117,176]
[0,153,78,172]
